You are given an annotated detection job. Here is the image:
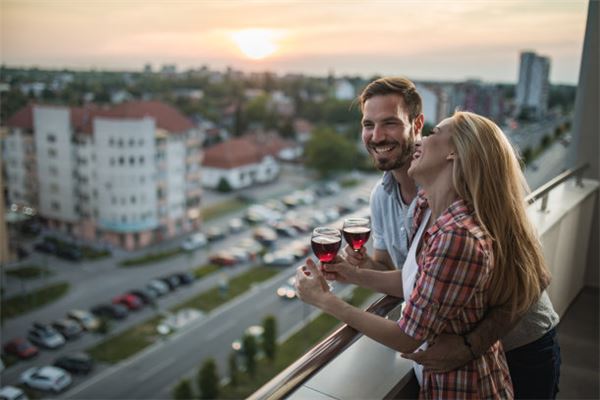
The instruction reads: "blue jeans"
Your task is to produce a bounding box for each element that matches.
[505,327,561,399]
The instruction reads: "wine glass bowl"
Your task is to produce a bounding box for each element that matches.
[342,217,371,252]
[311,227,342,263]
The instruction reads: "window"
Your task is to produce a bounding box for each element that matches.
[129,138,135,147]
[50,183,59,193]
[109,138,115,147]
[51,201,61,211]
[130,196,136,204]
[129,156,135,165]
[110,157,115,166]
[139,156,145,164]
[138,138,144,146]
[49,166,58,176]
[111,196,117,205]
[119,157,124,166]
[48,148,57,158]
[118,139,124,148]
[47,133,56,143]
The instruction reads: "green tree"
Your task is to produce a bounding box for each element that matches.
[242,334,258,377]
[198,358,219,399]
[262,315,277,361]
[228,352,239,387]
[304,126,360,177]
[216,177,232,193]
[172,378,194,400]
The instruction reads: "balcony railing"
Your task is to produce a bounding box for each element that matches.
[251,163,598,400]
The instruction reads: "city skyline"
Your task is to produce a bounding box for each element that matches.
[1,0,589,84]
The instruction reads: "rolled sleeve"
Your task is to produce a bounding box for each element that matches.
[398,228,491,343]
[370,187,387,250]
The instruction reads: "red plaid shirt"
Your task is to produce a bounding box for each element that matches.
[398,193,513,399]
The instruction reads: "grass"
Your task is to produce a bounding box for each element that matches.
[81,245,112,260]
[193,264,221,280]
[339,177,360,188]
[171,266,279,314]
[1,282,70,320]
[219,286,376,399]
[85,266,280,364]
[201,198,248,221]
[120,248,184,267]
[5,265,52,279]
[87,315,163,363]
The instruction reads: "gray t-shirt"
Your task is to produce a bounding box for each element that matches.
[370,171,560,350]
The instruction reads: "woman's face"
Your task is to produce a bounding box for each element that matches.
[408,117,455,182]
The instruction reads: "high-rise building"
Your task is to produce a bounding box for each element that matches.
[516,51,551,118]
[3,101,204,250]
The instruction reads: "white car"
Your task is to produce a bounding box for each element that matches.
[67,309,100,331]
[276,277,297,300]
[0,386,28,400]
[264,251,296,266]
[180,233,208,251]
[20,366,72,393]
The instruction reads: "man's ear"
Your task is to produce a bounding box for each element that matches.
[414,114,425,136]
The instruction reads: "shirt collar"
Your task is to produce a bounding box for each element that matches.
[381,171,396,194]
[421,196,473,238]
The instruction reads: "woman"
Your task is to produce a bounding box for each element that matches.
[296,111,549,399]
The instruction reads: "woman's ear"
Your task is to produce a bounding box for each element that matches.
[447,152,457,161]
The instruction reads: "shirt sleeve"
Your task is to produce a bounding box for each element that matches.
[398,228,491,343]
[370,185,386,251]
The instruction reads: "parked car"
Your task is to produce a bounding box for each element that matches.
[276,277,297,300]
[206,226,226,241]
[173,271,195,285]
[128,288,157,304]
[228,218,246,233]
[253,227,278,246]
[51,319,83,340]
[33,241,57,255]
[112,294,143,310]
[147,279,170,296]
[0,385,28,400]
[209,251,238,267]
[263,251,296,267]
[55,246,83,262]
[53,352,94,374]
[90,303,128,320]
[66,309,100,331]
[180,233,208,251]
[20,366,72,393]
[2,338,39,359]
[28,323,65,349]
[159,275,180,291]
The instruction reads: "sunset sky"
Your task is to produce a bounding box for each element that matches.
[0,0,589,84]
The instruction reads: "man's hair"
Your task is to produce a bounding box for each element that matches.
[358,77,423,122]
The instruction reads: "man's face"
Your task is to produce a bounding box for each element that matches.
[361,94,419,171]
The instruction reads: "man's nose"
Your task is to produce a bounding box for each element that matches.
[372,124,385,142]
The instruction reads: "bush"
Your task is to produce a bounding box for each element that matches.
[262,315,277,361]
[217,177,233,193]
[198,358,219,399]
[172,378,194,400]
[228,352,239,387]
[242,334,258,377]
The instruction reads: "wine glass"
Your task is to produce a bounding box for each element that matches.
[342,217,371,252]
[310,227,342,289]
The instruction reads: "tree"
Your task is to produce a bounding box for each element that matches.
[262,315,277,361]
[304,126,360,177]
[198,358,219,399]
[216,177,232,193]
[228,352,239,387]
[172,378,194,400]
[242,333,258,377]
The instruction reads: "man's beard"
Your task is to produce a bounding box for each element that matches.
[368,140,415,171]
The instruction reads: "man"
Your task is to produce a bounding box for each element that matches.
[325,76,561,398]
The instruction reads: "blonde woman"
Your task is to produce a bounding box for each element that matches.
[296,111,551,398]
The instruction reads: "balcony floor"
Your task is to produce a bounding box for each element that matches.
[556,286,599,399]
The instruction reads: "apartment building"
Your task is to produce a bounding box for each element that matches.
[4,101,203,250]
[516,51,551,118]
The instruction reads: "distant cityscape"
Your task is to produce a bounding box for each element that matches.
[1,50,576,254]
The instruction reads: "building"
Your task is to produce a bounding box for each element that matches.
[449,80,506,123]
[415,83,451,125]
[201,136,282,190]
[516,51,551,118]
[3,101,204,250]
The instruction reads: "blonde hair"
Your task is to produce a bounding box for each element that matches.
[450,111,549,319]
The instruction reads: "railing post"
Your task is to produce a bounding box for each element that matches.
[576,170,584,187]
[540,194,549,212]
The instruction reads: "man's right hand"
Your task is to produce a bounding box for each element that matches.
[342,245,370,268]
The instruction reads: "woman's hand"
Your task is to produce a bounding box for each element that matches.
[295,258,332,308]
[321,255,360,284]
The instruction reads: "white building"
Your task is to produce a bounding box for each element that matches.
[334,80,355,100]
[516,51,551,118]
[416,83,451,125]
[4,101,204,250]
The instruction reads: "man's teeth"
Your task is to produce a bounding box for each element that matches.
[374,145,395,154]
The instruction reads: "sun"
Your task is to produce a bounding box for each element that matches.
[231,29,279,60]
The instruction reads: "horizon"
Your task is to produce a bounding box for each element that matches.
[1,0,589,85]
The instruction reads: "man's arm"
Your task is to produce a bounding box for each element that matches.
[402,304,520,372]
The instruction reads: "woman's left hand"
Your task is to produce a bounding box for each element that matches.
[295,258,331,307]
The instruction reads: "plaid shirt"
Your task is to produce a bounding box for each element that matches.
[398,193,513,399]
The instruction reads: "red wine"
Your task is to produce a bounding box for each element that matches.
[343,226,371,251]
[311,235,341,263]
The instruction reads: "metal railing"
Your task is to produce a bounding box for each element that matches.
[526,163,588,211]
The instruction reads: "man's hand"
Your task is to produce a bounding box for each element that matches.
[401,334,472,373]
[342,245,371,268]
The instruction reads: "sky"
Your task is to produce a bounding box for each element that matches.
[0,0,590,84]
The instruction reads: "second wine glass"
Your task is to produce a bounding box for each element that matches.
[342,217,371,252]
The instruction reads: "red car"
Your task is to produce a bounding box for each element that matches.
[209,251,238,266]
[112,294,143,310]
[3,337,39,359]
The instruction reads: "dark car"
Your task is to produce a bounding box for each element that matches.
[159,275,180,291]
[128,289,157,305]
[56,246,83,262]
[3,338,39,359]
[91,303,128,320]
[51,319,83,340]
[53,352,94,374]
[174,271,195,285]
[34,241,57,254]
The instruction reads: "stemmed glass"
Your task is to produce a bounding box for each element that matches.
[310,227,342,289]
[342,217,371,252]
